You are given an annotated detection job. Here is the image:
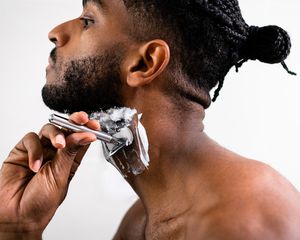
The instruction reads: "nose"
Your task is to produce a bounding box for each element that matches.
[48,21,72,47]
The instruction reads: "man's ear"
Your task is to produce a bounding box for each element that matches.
[126,39,170,87]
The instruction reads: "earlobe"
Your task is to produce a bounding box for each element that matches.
[126,40,170,88]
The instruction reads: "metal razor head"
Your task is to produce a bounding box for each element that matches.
[109,139,127,157]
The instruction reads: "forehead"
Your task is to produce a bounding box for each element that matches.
[82,0,127,11]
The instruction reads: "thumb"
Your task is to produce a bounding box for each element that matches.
[50,132,96,187]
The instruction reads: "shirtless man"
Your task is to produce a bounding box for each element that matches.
[0,0,300,239]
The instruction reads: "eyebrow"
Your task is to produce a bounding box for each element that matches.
[82,0,103,8]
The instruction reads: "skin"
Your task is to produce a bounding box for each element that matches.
[0,112,100,239]
[1,0,300,239]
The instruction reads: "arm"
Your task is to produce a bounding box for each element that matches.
[0,112,99,239]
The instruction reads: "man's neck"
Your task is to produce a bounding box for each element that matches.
[123,95,217,224]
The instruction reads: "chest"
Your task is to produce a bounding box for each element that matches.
[122,216,190,240]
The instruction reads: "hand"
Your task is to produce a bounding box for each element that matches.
[0,112,100,239]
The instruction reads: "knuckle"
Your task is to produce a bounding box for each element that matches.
[25,132,38,139]
[16,132,39,152]
[40,123,53,131]
[44,123,56,128]
[39,123,59,134]
[8,147,19,159]
[61,146,80,158]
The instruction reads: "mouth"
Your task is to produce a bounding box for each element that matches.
[46,57,55,72]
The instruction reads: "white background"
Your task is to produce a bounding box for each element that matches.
[0,0,299,239]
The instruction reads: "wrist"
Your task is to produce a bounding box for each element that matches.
[0,224,42,240]
[0,231,42,240]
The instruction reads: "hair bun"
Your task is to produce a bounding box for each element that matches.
[242,25,291,64]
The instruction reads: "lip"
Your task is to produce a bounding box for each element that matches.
[46,57,54,71]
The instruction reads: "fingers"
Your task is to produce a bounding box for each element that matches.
[22,133,44,173]
[50,131,96,187]
[5,132,43,173]
[39,111,100,150]
[69,111,100,130]
[4,112,98,178]
[39,121,98,153]
[69,111,89,125]
[39,124,66,149]
[47,112,100,185]
[64,131,97,153]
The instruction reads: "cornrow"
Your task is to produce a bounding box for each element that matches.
[202,1,248,41]
[122,0,295,107]
[193,0,295,101]
[185,0,249,101]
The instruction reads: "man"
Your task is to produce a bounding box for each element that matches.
[0,0,300,239]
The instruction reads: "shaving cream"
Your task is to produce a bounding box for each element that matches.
[91,108,150,177]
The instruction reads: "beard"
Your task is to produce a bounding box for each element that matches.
[42,46,124,114]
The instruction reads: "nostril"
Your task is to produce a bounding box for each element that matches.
[49,37,57,44]
[48,21,71,47]
[48,28,59,45]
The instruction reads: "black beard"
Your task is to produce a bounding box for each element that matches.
[42,47,123,114]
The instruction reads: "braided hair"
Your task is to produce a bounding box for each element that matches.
[122,0,294,108]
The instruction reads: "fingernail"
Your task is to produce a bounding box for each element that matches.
[33,159,42,173]
[56,134,66,148]
[80,111,88,118]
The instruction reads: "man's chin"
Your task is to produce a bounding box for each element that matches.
[42,86,72,114]
[42,88,119,114]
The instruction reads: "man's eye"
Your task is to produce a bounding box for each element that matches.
[80,18,94,28]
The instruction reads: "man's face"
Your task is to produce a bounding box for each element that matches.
[42,0,130,114]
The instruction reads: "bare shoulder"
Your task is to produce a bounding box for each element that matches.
[113,199,146,240]
[192,159,300,239]
[237,160,300,209]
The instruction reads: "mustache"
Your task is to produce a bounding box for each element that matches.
[50,48,57,64]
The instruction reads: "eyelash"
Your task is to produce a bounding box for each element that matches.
[80,18,95,29]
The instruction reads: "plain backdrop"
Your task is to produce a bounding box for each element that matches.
[0,0,299,239]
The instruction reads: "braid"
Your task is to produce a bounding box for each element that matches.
[204,1,248,42]
[212,77,224,102]
[191,0,294,101]
[196,0,249,100]
[122,0,294,107]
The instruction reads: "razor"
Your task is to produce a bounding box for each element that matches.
[49,114,127,156]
